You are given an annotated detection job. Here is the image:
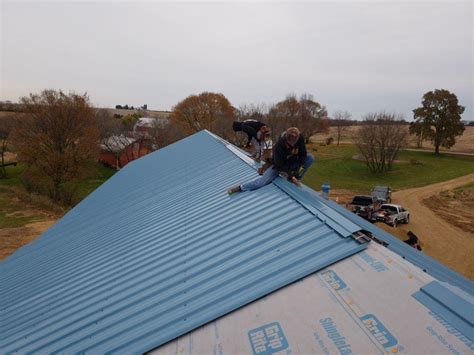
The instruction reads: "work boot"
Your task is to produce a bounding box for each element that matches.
[227,185,242,195]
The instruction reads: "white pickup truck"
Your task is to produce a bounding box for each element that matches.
[372,204,410,227]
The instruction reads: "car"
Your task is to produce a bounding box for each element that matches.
[371,185,392,203]
[372,204,410,227]
[347,195,381,220]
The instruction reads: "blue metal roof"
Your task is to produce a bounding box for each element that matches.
[0,130,367,354]
[413,281,474,342]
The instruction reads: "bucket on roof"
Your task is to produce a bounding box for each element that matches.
[321,182,331,199]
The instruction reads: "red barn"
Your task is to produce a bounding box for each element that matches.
[99,135,150,169]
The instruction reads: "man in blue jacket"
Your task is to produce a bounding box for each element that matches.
[228,127,314,194]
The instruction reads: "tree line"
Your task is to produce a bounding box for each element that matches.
[0,88,466,204]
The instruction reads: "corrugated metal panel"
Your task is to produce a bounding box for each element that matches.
[302,186,474,295]
[0,131,366,354]
[412,281,474,341]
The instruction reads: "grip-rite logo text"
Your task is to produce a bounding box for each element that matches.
[360,314,398,349]
[248,322,289,355]
[321,270,347,290]
[358,252,388,272]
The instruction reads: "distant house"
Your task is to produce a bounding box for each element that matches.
[133,117,170,139]
[99,135,150,169]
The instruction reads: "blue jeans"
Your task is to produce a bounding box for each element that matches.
[241,154,314,191]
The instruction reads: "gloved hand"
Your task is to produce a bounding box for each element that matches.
[295,166,305,179]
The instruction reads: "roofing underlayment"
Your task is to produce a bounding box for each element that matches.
[153,241,474,354]
[0,131,367,353]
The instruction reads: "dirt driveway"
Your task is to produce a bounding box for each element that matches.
[391,173,474,279]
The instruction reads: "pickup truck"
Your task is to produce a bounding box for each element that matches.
[347,195,381,220]
[371,185,392,203]
[372,204,410,227]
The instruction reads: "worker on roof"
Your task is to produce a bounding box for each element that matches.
[228,127,314,194]
[232,119,271,161]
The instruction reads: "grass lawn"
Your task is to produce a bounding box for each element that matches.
[0,211,43,229]
[0,185,43,228]
[75,165,116,199]
[304,144,474,193]
[0,164,23,186]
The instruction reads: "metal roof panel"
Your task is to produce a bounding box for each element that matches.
[0,131,366,354]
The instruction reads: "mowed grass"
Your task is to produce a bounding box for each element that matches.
[75,165,116,199]
[0,211,43,229]
[0,164,22,186]
[0,186,43,228]
[304,144,474,193]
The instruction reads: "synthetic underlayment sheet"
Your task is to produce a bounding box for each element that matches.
[153,242,474,355]
[0,131,366,354]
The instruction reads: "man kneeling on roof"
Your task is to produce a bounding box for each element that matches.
[228,127,314,194]
[232,119,271,161]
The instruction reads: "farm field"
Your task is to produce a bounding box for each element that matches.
[101,108,171,118]
[423,182,474,235]
[316,125,474,154]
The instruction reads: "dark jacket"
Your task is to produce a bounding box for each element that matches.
[272,132,307,177]
[232,120,266,145]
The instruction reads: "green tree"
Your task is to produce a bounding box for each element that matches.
[412,89,465,154]
[121,113,140,131]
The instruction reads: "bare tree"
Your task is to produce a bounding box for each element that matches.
[353,112,408,173]
[236,103,267,122]
[145,118,185,151]
[233,103,268,146]
[332,110,352,145]
[298,93,328,143]
[267,93,328,143]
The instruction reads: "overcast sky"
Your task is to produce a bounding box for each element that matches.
[1,1,472,119]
